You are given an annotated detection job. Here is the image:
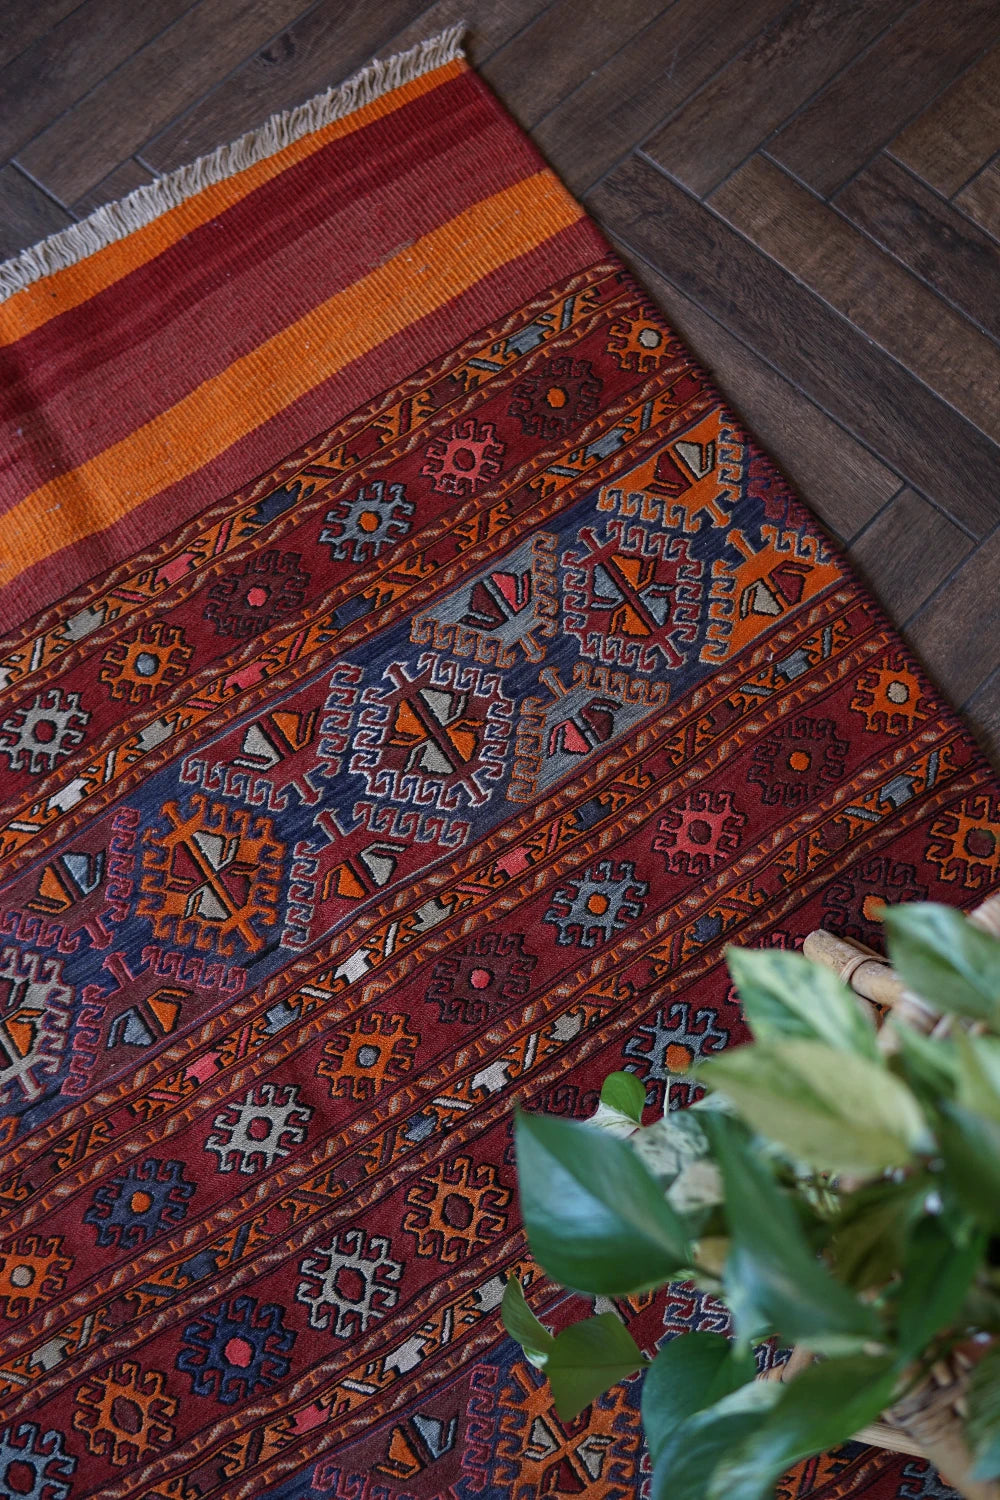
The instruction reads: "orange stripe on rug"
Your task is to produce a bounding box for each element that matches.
[0,58,466,347]
[0,171,582,587]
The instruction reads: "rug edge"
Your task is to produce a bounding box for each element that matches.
[0,22,467,305]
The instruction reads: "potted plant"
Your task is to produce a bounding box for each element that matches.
[503,901,1000,1500]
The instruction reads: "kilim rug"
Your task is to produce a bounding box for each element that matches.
[0,25,995,1500]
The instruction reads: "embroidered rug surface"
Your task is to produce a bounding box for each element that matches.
[0,28,995,1500]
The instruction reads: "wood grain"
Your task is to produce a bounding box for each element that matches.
[847,488,973,627]
[588,154,1000,536]
[0,0,82,73]
[711,153,1000,443]
[0,163,73,259]
[889,44,1000,197]
[769,0,1000,198]
[957,159,1000,241]
[530,0,791,196]
[610,237,902,543]
[966,670,1000,768]
[644,0,911,198]
[905,526,1000,703]
[14,0,310,202]
[72,158,157,217]
[835,154,1000,341]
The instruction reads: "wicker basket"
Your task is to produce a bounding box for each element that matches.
[779,891,1000,1500]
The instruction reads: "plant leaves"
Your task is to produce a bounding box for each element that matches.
[936,1102,1000,1229]
[514,1110,691,1295]
[726,946,878,1059]
[966,1341,1000,1479]
[545,1312,648,1421]
[893,1215,985,1360]
[827,1175,929,1291]
[600,1070,647,1124]
[703,1112,881,1351]
[955,1030,1000,1124]
[887,1018,958,1107]
[883,902,1000,1026]
[642,1332,756,1465]
[649,1381,783,1500]
[501,1277,556,1367]
[706,1355,898,1500]
[699,1038,928,1175]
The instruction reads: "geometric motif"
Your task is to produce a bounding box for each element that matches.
[508,355,602,440]
[202,549,311,638]
[83,1157,196,1248]
[72,1360,177,1466]
[410,532,559,667]
[850,653,927,736]
[404,1157,511,1263]
[318,1012,418,1101]
[296,1228,403,1336]
[177,1296,296,1404]
[606,303,683,374]
[624,1001,730,1111]
[138,794,285,956]
[421,418,505,497]
[0,688,89,774]
[747,717,849,808]
[425,931,537,1024]
[320,480,414,564]
[544,859,648,948]
[822,855,929,945]
[0,1234,73,1318]
[205,1081,312,1174]
[0,947,73,1108]
[99,621,193,704]
[0,1424,76,1500]
[926,792,1000,890]
[562,522,704,672]
[654,789,746,877]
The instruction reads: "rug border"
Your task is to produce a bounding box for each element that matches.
[0,22,466,304]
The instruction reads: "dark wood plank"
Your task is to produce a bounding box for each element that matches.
[529,0,791,197]
[769,0,1000,199]
[710,153,1000,444]
[586,154,1000,536]
[835,154,1000,341]
[376,0,551,66]
[0,0,196,167]
[14,0,311,203]
[0,0,83,73]
[479,0,669,133]
[643,0,911,199]
[957,159,1000,241]
[847,487,973,627]
[904,528,1000,704]
[965,668,1000,771]
[72,158,156,218]
[610,237,902,543]
[141,0,466,174]
[0,164,73,260]
[889,44,1000,197]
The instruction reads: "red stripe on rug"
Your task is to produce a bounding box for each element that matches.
[0,217,606,631]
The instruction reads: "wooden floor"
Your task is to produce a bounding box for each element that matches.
[2,0,999,765]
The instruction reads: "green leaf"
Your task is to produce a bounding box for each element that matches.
[706,1355,898,1500]
[642,1332,756,1465]
[937,1102,1000,1229]
[828,1175,929,1291]
[883,902,1000,1025]
[966,1342,1000,1478]
[888,1018,958,1106]
[699,1038,928,1175]
[501,1277,556,1368]
[727,946,878,1059]
[600,1070,647,1124]
[649,1382,783,1500]
[704,1112,881,1352]
[545,1313,648,1421]
[514,1110,691,1295]
[893,1215,984,1360]
[956,1030,1000,1123]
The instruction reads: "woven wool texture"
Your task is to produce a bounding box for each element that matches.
[0,32,996,1500]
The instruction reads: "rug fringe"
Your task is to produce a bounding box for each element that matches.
[0,23,467,304]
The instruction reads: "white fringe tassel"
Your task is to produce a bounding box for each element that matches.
[0,24,466,304]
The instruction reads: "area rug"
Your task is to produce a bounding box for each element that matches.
[0,26,995,1500]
